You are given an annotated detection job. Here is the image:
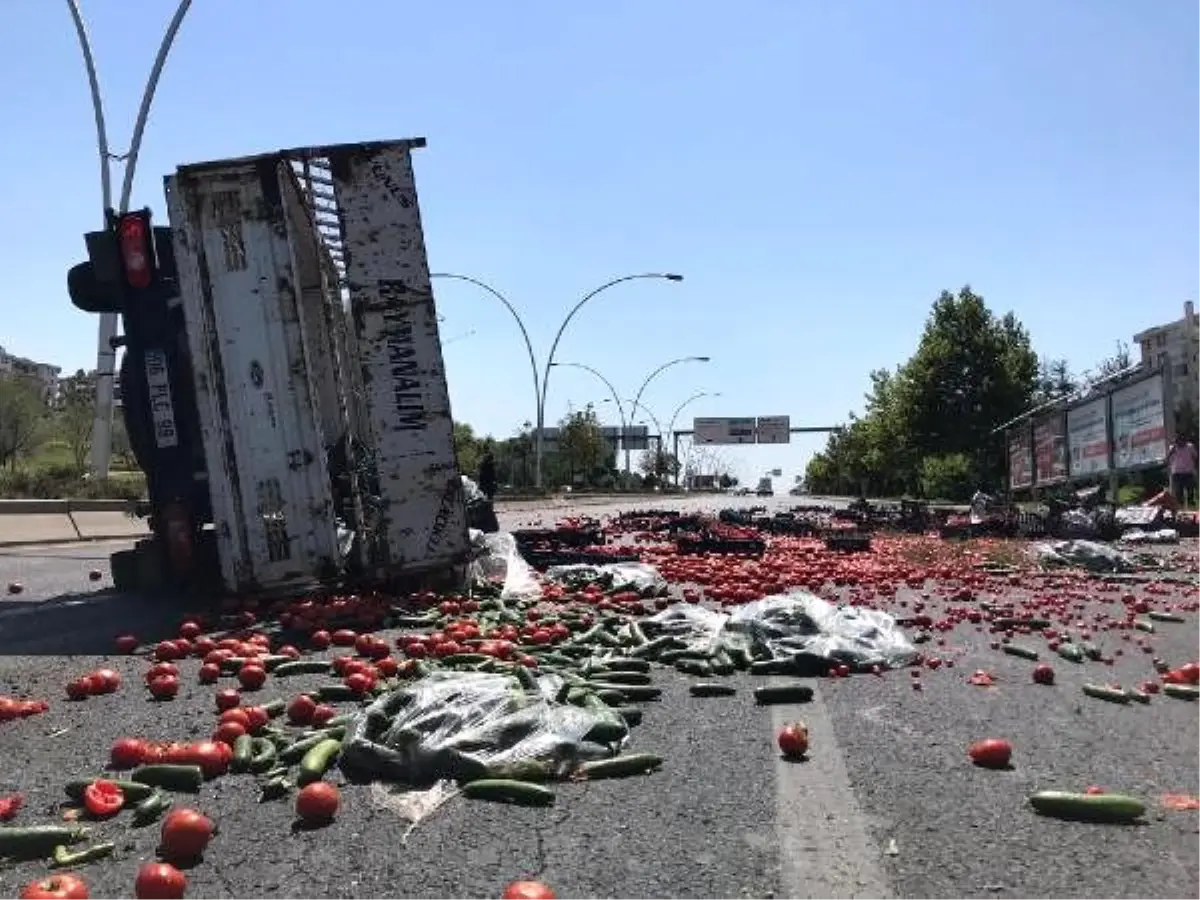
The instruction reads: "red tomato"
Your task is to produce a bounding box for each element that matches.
[243,706,270,732]
[218,708,251,729]
[145,663,179,683]
[147,675,179,701]
[110,738,147,770]
[776,722,810,759]
[277,644,301,660]
[178,621,202,640]
[197,664,221,685]
[93,669,121,694]
[1181,662,1200,685]
[309,704,337,727]
[287,694,317,726]
[82,779,124,818]
[343,671,373,695]
[374,656,399,678]
[115,634,139,654]
[19,874,91,899]
[154,641,182,662]
[236,665,267,691]
[331,629,358,647]
[295,781,339,824]
[1032,663,1055,685]
[160,808,214,860]
[134,862,187,899]
[82,673,108,696]
[65,679,91,701]
[309,630,332,650]
[213,721,246,746]
[968,738,1013,769]
[214,689,241,711]
[188,742,231,779]
[501,881,557,899]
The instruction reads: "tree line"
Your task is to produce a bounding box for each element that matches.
[802,286,1196,502]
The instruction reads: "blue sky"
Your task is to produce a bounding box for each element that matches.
[1,0,1196,485]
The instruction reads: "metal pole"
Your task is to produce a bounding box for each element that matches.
[536,272,682,490]
[666,391,720,486]
[84,0,194,479]
[627,356,709,474]
[549,363,628,433]
[430,273,542,454]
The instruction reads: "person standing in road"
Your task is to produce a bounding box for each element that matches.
[1166,434,1198,507]
[478,450,498,501]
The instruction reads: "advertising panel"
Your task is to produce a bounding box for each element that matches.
[1066,397,1110,477]
[1032,412,1068,484]
[1008,426,1034,490]
[1111,373,1169,470]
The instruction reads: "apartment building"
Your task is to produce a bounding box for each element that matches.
[1133,300,1200,416]
[0,345,62,404]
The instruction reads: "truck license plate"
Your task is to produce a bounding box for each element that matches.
[144,349,179,449]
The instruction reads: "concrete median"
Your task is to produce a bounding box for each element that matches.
[0,499,147,548]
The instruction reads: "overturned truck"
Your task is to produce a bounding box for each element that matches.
[69,139,490,596]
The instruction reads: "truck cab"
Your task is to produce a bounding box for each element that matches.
[756,477,774,497]
[69,139,472,597]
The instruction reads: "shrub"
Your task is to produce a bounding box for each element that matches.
[919,453,976,502]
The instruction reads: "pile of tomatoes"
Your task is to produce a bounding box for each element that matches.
[65,668,121,701]
[109,736,232,779]
[0,695,49,723]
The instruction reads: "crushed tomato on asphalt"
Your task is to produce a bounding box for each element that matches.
[0,504,1198,897]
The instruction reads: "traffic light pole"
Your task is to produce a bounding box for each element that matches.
[68,0,193,479]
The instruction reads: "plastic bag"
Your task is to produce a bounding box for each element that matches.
[643,604,729,655]
[726,592,918,670]
[460,475,487,505]
[339,671,620,785]
[466,531,541,602]
[545,561,669,597]
[1031,539,1135,572]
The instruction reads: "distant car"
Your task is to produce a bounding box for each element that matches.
[734,487,752,496]
[756,488,774,497]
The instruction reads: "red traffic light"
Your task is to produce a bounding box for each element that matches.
[117,213,154,290]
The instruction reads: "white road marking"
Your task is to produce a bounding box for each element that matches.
[773,692,892,900]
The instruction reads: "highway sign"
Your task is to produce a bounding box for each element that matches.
[756,415,791,444]
[622,424,650,451]
[693,417,757,445]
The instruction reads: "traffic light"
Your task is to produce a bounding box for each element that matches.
[67,208,164,314]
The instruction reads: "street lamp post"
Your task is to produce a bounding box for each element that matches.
[536,273,683,489]
[626,355,710,474]
[549,363,628,434]
[666,391,721,486]
[68,0,195,478]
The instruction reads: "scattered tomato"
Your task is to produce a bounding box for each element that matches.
[110,737,148,770]
[968,738,1013,769]
[236,665,267,691]
[82,779,124,818]
[160,808,214,861]
[134,862,187,899]
[148,675,180,701]
[214,689,241,712]
[19,874,90,899]
[776,722,810,760]
[501,881,556,899]
[295,781,339,824]
[1032,663,1055,685]
[115,635,139,654]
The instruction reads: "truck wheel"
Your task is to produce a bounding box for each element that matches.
[110,549,140,592]
[135,543,168,593]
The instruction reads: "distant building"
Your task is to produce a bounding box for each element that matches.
[0,345,61,404]
[1133,300,1199,417]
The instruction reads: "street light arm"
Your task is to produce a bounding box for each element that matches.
[551,362,627,431]
[430,273,542,422]
[667,391,720,440]
[118,0,193,211]
[623,397,664,437]
[64,0,112,220]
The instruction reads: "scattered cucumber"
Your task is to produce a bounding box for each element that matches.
[689,683,737,698]
[460,779,556,807]
[129,765,204,793]
[575,753,663,780]
[753,684,815,705]
[1163,683,1199,701]
[0,825,89,860]
[64,779,155,803]
[1028,791,1144,823]
[1002,644,1040,661]
[1081,684,1130,704]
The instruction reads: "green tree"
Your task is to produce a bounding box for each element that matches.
[558,405,607,483]
[56,369,96,471]
[638,448,680,483]
[0,375,47,470]
[453,421,484,479]
[1094,340,1133,380]
[1034,357,1077,403]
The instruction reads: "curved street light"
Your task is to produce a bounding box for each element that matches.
[626,355,709,473]
[666,391,721,486]
[550,362,628,434]
[430,272,541,435]
[536,273,683,488]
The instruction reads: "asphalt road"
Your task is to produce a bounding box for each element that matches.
[0,496,1197,899]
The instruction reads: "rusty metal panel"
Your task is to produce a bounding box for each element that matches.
[165,161,341,593]
[327,141,470,574]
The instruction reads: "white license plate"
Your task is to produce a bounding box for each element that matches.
[144,349,179,449]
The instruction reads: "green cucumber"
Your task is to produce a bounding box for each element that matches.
[590,670,652,686]
[129,764,204,793]
[231,734,255,772]
[297,738,342,785]
[248,738,279,773]
[1081,642,1103,661]
[280,727,346,764]
[596,657,650,674]
[461,779,556,806]
[259,776,291,802]
[748,659,798,676]
[575,753,663,780]
[52,841,115,867]
[587,683,662,702]
[689,682,737,698]
[0,825,89,860]
[1081,683,1130,704]
[1146,610,1185,623]
[316,684,362,703]
[1028,791,1144,822]
[753,683,815,705]
[130,790,173,827]
[1133,619,1155,633]
[613,706,643,727]
[1055,643,1085,663]
[629,635,680,659]
[1002,644,1040,661]
[271,660,333,677]
[675,658,712,677]
[1163,683,1200,701]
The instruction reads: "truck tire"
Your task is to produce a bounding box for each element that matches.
[110,549,140,592]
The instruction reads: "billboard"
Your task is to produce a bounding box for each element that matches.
[622,425,650,451]
[693,417,756,445]
[1008,426,1034,490]
[756,415,791,444]
[1032,412,1068,485]
[1111,372,1169,470]
[1066,398,1109,477]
